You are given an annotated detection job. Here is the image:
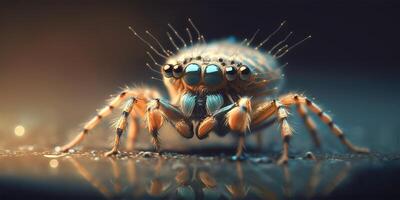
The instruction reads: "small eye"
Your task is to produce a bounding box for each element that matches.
[225,66,237,81]
[163,64,173,78]
[173,65,184,78]
[239,65,251,80]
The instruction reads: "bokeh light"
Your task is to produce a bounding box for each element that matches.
[49,159,59,168]
[14,125,25,137]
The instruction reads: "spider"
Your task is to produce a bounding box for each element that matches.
[59,19,369,164]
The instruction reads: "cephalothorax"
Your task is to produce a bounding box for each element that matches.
[60,19,369,164]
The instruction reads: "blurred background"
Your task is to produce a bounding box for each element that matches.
[0,0,399,153]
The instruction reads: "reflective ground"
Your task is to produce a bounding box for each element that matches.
[0,1,399,199]
[1,149,399,200]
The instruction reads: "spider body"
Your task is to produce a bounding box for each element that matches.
[161,41,281,139]
[60,19,369,164]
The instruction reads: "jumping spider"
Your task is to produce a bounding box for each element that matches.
[60,19,369,164]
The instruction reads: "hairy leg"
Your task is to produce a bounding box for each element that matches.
[197,97,253,158]
[275,100,293,165]
[197,103,236,139]
[105,98,136,156]
[145,100,165,151]
[126,113,139,151]
[296,103,321,148]
[125,88,161,151]
[60,91,129,152]
[60,86,160,152]
[145,98,194,151]
[250,93,369,164]
[251,99,291,164]
[226,97,252,158]
[108,95,191,154]
[280,94,369,153]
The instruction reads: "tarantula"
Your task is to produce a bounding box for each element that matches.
[59,19,369,164]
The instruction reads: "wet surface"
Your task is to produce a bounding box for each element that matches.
[0,1,399,199]
[1,149,399,200]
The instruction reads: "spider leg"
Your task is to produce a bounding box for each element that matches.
[145,100,164,151]
[105,98,136,156]
[251,99,292,165]
[281,93,369,153]
[198,98,265,158]
[146,98,194,151]
[251,100,276,126]
[275,100,292,165]
[197,103,236,139]
[250,93,368,164]
[126,113,139,151]
[182,98,247,157]
[125,88,161,151]
[60,90,132,152]
[60,86,161,152]
[225,97,252,158]
[196,98,251,157]
[296,103,321,148]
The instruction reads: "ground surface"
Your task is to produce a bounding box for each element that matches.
[0,149,399,200]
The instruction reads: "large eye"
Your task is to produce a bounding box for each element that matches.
[183,63,201,86]
[204,64,223,86]
[173,65,184,78]
[239,65,251,80]
[163,64,173,78]
[225,66,237,81]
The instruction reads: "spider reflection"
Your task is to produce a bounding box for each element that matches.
[66,154,352,200]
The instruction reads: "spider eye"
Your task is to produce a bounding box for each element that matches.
[225,66,237,81]
[239,65,251,80]
[183,63,201,86]
[204,64,223,86]
[173,65,184,78]
[163,64,173,78]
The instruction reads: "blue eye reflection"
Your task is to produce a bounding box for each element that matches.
[183,63,201,86]
[204,64,223,86]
